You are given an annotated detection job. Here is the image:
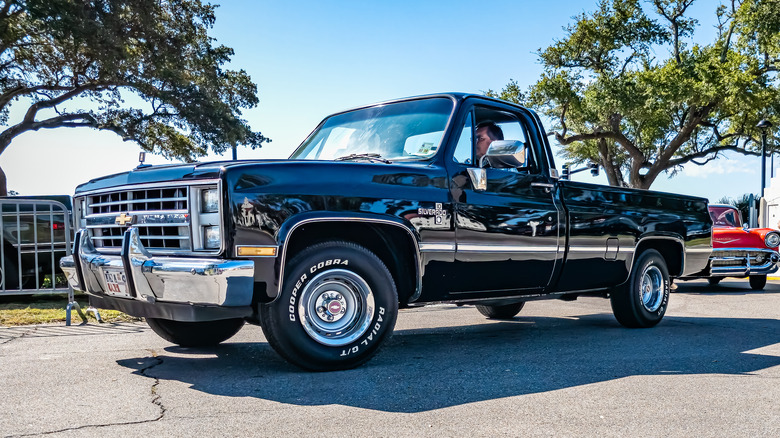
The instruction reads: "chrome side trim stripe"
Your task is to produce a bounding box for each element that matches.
[419,243,456,252]
[685,248,716,253]
[567,246,605,252]
[457,244,558,252]
[566,246,635,253]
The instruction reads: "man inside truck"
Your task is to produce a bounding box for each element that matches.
[475,120,504,165]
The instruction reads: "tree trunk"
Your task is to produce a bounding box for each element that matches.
[597,139,626,187]
[0,164,7,196]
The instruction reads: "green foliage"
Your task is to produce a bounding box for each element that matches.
[0,294,136,325]
[490,0,779,189]
[0,0,268,185]
[717,192,758,221]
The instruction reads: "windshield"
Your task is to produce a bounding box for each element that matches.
[290,97,454,161]
[709,206,742,227]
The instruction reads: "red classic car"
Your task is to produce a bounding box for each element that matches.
[708,204,780,289]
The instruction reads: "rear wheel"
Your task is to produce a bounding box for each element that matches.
[610,249,670,328]
[260,241,398,371]
[146,318,245,347]
[749,275,767,290]
[476,302,525,319]
[707,277,722,286]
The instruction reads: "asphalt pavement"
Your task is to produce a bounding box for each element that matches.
[1,279,778,437]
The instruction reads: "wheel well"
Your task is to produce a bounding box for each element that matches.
[635,238,683,277]
[284,221,418,304]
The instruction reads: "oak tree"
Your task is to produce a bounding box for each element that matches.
[0,0,267,195]
[491,0,779,189]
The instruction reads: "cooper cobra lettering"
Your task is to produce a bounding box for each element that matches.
[289,259,350,321]
[288,272,308,321]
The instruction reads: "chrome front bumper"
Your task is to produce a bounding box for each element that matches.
[61,228,255,309]
[709,248,780,277]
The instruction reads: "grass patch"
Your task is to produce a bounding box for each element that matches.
[0,294,141,326]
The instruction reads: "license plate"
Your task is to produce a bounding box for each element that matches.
[103,269,129,297]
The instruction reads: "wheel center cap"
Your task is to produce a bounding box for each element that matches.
[314,291,348,323]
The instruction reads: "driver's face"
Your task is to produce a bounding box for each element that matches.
[475,127,492,160]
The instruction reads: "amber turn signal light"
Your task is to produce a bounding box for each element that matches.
[236,246,278,257]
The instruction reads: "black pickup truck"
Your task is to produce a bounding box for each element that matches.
[61,93,712,370]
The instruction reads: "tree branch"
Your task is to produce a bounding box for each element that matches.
[559,104,568,138]
[0,112,96,155]
[721,21,735,63]
[667,144,761,168]
[0,84,71,111]
[22,83,109,122]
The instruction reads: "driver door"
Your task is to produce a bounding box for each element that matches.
[446,103,562,294]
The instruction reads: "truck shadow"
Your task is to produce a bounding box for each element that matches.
[674,280,780,295]
[116,313,780,413]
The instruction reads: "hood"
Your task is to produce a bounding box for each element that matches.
[712,226,779,250]
[74,159,287,194]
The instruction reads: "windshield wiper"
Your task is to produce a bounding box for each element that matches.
[334,153,392,164]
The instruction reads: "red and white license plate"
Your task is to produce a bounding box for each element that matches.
[103,269,129,297]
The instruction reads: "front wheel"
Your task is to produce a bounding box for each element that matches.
[749,275,767,290]
[707,277,722,286]
[260,241,398,371]
[610,249,670,328]
[146,318,245,347]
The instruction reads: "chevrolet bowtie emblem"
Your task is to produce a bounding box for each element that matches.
[115,213,134,226]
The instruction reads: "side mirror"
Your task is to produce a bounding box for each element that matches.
[480,140,528,170]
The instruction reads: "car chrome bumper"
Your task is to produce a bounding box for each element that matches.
[60,228,255,308]
[709,248,780,276]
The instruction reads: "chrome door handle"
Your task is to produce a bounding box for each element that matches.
[531,182,554,193]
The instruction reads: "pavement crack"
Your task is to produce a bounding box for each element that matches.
[141,349,167,422]
[5,351,166,438]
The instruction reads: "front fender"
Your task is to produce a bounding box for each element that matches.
[274,212,422,302]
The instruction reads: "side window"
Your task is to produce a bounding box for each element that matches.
[452,111,473,165]
[474,106,536,173]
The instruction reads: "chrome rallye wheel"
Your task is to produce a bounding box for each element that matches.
[298,268,375,346]
[260,241,398,371]
[610,249,670,328]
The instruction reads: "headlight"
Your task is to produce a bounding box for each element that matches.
[765,232,780,248]
[204,225,221,249]
[201,189,219,213]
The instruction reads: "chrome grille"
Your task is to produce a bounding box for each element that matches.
[85,186,191,253]
[711,250,768,267]
[89,187,188,213]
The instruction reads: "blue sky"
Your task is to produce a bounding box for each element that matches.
[0,0,773,202]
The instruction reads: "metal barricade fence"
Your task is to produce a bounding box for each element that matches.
[0,198,92,324]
